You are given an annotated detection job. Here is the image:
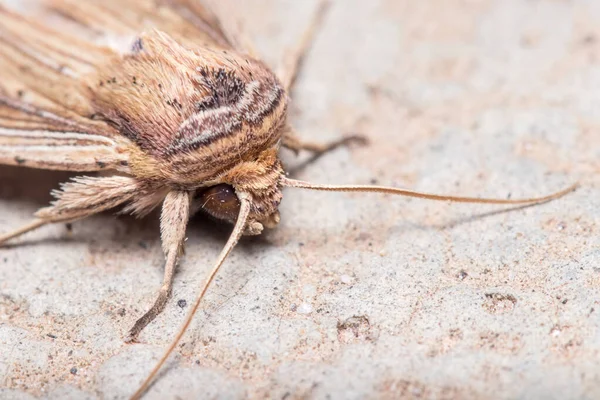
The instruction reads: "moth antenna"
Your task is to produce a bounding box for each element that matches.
[281,178,578,205]
[131,192,253,400]
[0,219,47,245]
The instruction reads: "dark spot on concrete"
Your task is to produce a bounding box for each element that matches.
[337,315,376,343]
[14,156,26,165]
[47,333,57,339]
[583,34,597,45]
[70,367,78,375]
[457,270,468,280]
[177,299,187,308]
[96,161,106,168]
[483,293,517,315]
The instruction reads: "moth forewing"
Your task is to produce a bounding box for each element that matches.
[0,5,131,173]
[0,1,578,399]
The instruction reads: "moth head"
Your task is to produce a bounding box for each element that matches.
[195,147,283,235]
[196,183,281,235]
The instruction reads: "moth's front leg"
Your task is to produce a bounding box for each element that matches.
[127,190,192,342]
[282,127,367,156]
[0,219,48,245]
[0,176,141,245]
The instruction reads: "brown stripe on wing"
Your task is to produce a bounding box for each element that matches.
[0,6,133,172]
[241,81,285,126]
[0,125,128,171]
[0,5,108,70]
[167,77,284,154]
[165,108,242,156]
[0,144,127,171]
[162,80,287,185]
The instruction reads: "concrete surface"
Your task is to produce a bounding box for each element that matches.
[1,0,599,399]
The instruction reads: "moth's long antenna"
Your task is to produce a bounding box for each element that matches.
[281,178,578,205]
[0,219,47,245]
[131,192,252,400]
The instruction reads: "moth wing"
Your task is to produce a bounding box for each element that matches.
[0,5,130,171]
[41,0,248,53]
[0,0,256,172]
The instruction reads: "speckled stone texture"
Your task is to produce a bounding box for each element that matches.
[1,0,599,399]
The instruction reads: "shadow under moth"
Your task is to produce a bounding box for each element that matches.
[0,0,576,398]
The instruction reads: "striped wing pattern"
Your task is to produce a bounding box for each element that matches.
[0,0,240,171]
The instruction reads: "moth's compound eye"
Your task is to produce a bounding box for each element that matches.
[198,184,241,221]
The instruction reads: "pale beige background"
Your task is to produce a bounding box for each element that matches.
[1,0,599,399]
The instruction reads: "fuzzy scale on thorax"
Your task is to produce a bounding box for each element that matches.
[87,31,288,190]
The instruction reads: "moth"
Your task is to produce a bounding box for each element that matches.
[0,0,576,398]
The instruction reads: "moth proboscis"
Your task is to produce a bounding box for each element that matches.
[0,0,577,398]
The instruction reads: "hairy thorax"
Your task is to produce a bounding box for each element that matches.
[88,31,288,230]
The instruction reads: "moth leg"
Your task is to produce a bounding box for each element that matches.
[0,219,48,245]
[279,0,331,91]
[0,176,140,245]
[282,127,367,156]
[127,190,192,342]
[278,2,368,156]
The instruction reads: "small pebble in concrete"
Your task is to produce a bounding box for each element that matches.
[296,303,313,314]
